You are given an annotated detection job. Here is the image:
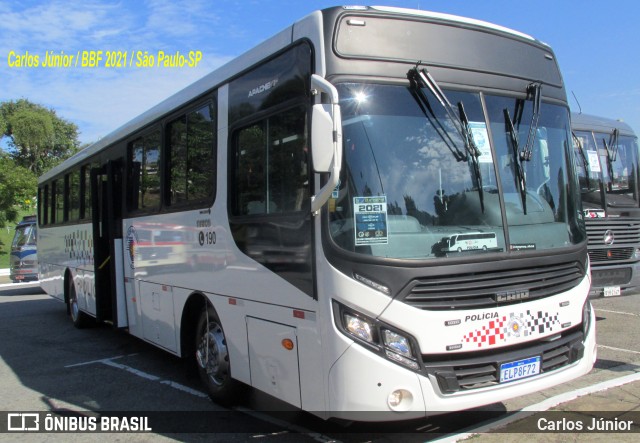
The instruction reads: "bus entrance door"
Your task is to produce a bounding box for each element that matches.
[91,160,128,327]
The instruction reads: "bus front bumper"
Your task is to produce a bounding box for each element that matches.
[326,307,597,421]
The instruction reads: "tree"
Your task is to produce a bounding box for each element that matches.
[0,99,81,176]
[0,153,37,226]
[0,154,37,257]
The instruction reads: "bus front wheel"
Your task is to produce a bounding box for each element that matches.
[195,305,242,405]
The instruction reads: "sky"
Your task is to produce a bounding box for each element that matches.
[1,0,638,147]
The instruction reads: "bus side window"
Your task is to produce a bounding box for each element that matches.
[69,169,81,222]
[81,165,92,220]
[52,178,65,224]
[38,186,48,226]
[232,106,308,216]
[167,102,216,206]
[128,130,161,213]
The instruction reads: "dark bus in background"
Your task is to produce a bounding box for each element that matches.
[10,215,38,283]
[572,113,640,297]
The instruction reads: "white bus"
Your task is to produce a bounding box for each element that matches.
[443,232,498,253]
[38,6,595,420]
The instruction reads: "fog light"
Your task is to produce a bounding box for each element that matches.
[387,389,414,411]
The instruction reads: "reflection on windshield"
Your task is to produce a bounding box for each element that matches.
[12,225,37,248]
[328,83,584,260]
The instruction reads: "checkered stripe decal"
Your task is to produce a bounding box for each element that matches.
[462,310,560,348]
[64,229,94,265]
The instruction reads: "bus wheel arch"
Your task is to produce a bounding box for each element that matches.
[180,292,206,366]
[185,294,244,405]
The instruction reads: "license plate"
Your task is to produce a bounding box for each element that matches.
[500,356,541,383]
[603,286,621,297]
[15,275,24,280]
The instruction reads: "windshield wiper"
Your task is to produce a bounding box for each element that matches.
[605,128,619,161]
[407,73,466,162]
[408,66,481,159]
[502,82,543,215]
[521,82,542,161]
[572,131,591,190]
[602,128,619,184]
[407,65,484,211]
[504,107,529,214]
[458,101,484,211]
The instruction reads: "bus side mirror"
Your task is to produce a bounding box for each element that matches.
[310,74,342,214]
[311,103,335,172]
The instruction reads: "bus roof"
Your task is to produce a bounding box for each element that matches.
[370,6,539,43]
[571,112,637,138]
[40,6,550,183]
[17,215,37,226]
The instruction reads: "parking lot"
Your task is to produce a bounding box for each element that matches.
[0,280,639,441]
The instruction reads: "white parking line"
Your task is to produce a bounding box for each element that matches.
[101,359,163,382]
[598,344,640,355]
[595,308,640,317]
[64,354,137,368]
[66,355,206,396]
[434,371,640,442]
[65,355,336,441]
[159,379,208,398]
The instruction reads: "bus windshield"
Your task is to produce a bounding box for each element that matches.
[12,223,37,248]
[329,83,584,259]
[574,131,639,209]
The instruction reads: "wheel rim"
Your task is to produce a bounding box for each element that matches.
[69,286,79,322]
[71,300,79,322]
[196,319,230,387]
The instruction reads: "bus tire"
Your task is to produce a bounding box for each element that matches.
[68,278,90,329]
[195,305,242,405]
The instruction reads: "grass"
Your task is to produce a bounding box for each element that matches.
[0,210,34,269]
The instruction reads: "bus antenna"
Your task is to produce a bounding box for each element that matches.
[571,90,582,114]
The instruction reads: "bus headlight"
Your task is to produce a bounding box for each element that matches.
[383,329,420,370]
[334,301,421,372]
[344,312,376,344]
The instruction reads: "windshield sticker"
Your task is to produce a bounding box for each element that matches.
[442,231,498,253]
[354,196,388,245]
[469,122,492,164]
[586,150,601,173]
[509,243,536,251]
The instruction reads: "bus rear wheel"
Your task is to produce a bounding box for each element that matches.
[195,306,242,405]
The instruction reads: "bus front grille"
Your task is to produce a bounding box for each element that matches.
[585,218,640,246]
[588,247,635,262]
[426,329,584,393]
[399,261,584,310]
